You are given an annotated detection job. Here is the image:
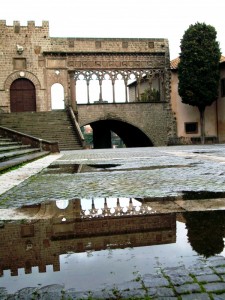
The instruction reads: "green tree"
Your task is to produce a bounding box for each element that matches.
[178,22,221,144]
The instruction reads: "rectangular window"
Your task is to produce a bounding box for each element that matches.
[122,41,128,48]
[185,122,198,134]
[68,38,74,48]
[148,42,154,49]
[95,41,101,49]
[221,78,225,97]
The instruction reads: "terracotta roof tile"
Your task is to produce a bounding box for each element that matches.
[170,57,180,69]
[170,55,225,69]
[220,55,225,63]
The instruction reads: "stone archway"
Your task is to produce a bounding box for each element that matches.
[10,78,36,112]
[89,119,153,149]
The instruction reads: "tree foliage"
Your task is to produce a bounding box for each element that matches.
[140,88,160,102]
[178,22,221,143]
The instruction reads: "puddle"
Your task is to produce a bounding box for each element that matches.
[1,197,225,294]
[87,164,121,169]
[182,190,225,200]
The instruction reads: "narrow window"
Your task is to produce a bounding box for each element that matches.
[51,83,64,109]
[221,78,225,97]
[95,41,101,49]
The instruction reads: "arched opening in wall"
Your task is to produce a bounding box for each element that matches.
[81,119,153,149]
[81,124,125,149]
[56,200,69,210]
[51,83,65,109]
[76,74,88,103]
[10,78,36,112]
[76,74,129,104]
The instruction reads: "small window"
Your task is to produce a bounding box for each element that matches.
[221,78,225,97]
[148,42,154,49]
[68,38,74,48]
[122,41,128,48]
[95,41,101,49]
[185,122,198,134]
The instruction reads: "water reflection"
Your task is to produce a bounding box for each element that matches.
[0,198,176,275]
[1,197,225,293]
[185,211,225,258]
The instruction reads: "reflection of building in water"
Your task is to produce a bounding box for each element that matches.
[0,198,176,276]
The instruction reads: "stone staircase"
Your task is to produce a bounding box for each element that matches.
[0,136,50,173]
[0,110,83,150]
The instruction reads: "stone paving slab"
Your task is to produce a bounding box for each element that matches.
[0,153,62,195]
[181,294,211,300]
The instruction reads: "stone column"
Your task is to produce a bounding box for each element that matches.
[112,79,115,103]
[87,79,90,104]
[69,73,77,111]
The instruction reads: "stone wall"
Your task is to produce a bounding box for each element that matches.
[78,102,171,146]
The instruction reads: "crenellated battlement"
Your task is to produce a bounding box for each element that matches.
[0,20,49,34]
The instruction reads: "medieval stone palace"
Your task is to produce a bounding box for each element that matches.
[0,20,179,150]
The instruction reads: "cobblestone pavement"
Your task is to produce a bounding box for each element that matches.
[1,145,225,207]
[1,145,225,299]
[2,256,225,299]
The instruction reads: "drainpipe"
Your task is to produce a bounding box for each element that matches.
[216,98,219,143]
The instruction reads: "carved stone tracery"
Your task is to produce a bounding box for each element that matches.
[72,69,165,103]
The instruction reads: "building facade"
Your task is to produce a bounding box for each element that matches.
[0,20,171,113]
[170,57,225,144]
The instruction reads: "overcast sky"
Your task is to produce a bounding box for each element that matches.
[1,0,224,60]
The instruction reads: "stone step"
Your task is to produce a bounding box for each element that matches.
[0,141,22,146]
[0,151,50,172]
[0,148,41,162]
[0,134,51,173]
[0,138,13,142]
[0,144,30,153]
[0,110,83,150]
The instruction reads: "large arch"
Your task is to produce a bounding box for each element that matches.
[5,71,41,90]
[88,119,153,149]
[4,71,42,112]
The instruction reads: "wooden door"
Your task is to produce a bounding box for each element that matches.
[10,79,36,112]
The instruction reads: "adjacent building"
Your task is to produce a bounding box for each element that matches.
[170,56,225,144]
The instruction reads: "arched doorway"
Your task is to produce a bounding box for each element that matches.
[51,83,64,109]
[10,78,36,112]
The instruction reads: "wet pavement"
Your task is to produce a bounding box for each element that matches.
[1,145,225,206]
[1,145,225,299]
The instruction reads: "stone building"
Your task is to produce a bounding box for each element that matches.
[0,20,171,113]
[0,20,176,148]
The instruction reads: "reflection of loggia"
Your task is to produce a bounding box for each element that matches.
[80,198,156,219]
[0,198,176,276]
[25,198,158,221]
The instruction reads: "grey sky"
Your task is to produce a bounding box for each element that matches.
[1,0,224,59]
